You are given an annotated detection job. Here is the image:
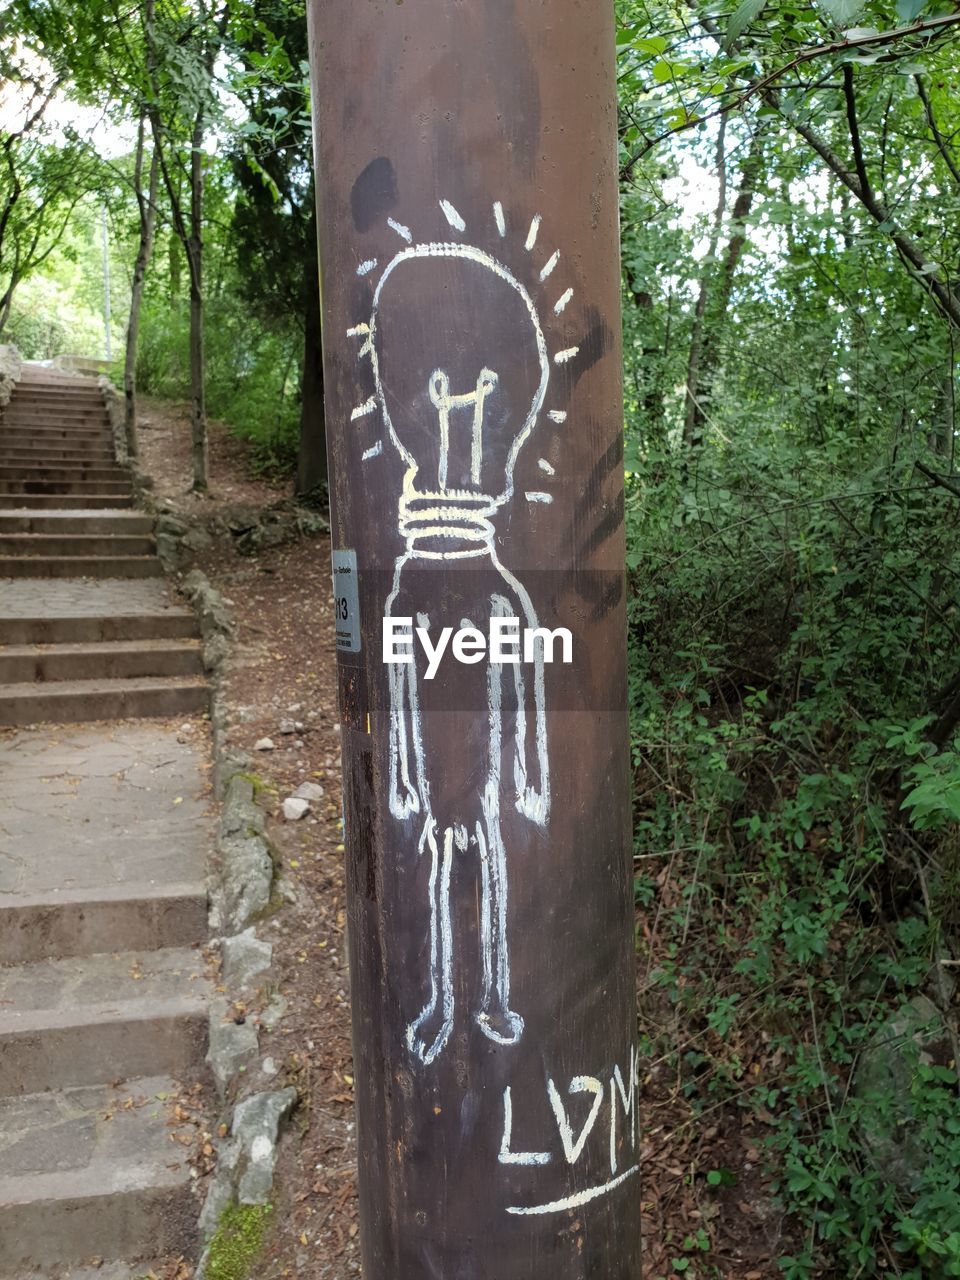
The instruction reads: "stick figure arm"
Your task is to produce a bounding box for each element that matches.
[387,619,421,820]
[495,584,550,827]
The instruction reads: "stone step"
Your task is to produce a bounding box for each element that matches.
[0,448,117,465]
[0,438,114,455]
[7,1260,181,1280]
[0,884,208,966]
[0,481,131,496]
[0,638,202,683]
[0,435,114,451]
[0,721,212,960]
[9,386,104,396]
[0,614,196,645]
[0,533,154,555]
[0,557,161,579]
[3,409,109,424]
[0,512,154,535]
[0,494,133,509]
[0,465,127,482]
[3,416,110,430]
[0,1076,200,1274]
[0,676,209,725]
[9,391,104,403]
[0,947,209,1096]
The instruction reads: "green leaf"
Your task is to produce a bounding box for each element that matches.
[723,0,769,50]
[895,0,927,20]
[817,0,867,26]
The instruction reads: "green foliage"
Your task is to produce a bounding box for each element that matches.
[205,1203,273,1280]
[137,289,299,473]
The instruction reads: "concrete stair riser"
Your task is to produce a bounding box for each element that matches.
[0,1003,208,1096]
[0,433,114,448]
[3,407,110,422]
[0,450,118,466]
[2,417,111,432]
[0,640,202,683]
[0,888,208,965]
[0,514,154,535]
[0,467,127,483]
[0,534,155,556]
[0,678,209,725]
[0,557,162,579]
[0,615,198,644]
[0,495,133,509]
[0,481,131,495]
[0,1172,198,1273]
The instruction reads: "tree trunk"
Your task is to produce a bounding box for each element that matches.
[188,107,208,491]
[307,1,640,1275]
[296,209,327,500]
[124,119,160,460]
[684,126,764,451]
[683,117,728,451]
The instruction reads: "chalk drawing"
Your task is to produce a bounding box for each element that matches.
[348,201,588,1061]
[440,199,466,232]
[554,288,574,314]
[554,347,579,364]
[351,396,377,421]
[539,250,560,281]
[499,1087,552,1166]
[501,1053,640,1214]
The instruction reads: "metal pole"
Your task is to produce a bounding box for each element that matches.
[101,204,112,362]
[307,4,639,1276]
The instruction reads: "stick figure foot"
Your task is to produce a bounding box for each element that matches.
[476,1007,525,1046]
[407,1003,453,1065]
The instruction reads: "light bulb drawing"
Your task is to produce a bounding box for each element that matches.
[347,199,581,1065]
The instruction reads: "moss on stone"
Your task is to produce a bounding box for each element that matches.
[205,1202,273,1280]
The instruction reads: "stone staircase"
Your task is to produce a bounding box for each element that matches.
[0,723,212,1278]
[0,369,208,727]
[0,369,214,1275]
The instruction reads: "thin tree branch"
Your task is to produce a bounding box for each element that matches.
[620,11,960,176]
[915,75,960,189]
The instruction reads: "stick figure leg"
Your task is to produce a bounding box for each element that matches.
[407,819,456,1064]
[476,787,524,1046]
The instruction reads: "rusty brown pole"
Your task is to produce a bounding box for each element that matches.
[306,3,639,1276]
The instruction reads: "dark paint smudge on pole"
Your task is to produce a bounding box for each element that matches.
[306,2,640,1275]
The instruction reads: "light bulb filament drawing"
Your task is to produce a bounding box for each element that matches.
[429,367,498,490]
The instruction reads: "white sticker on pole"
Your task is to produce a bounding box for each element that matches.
[332,549,361,653]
